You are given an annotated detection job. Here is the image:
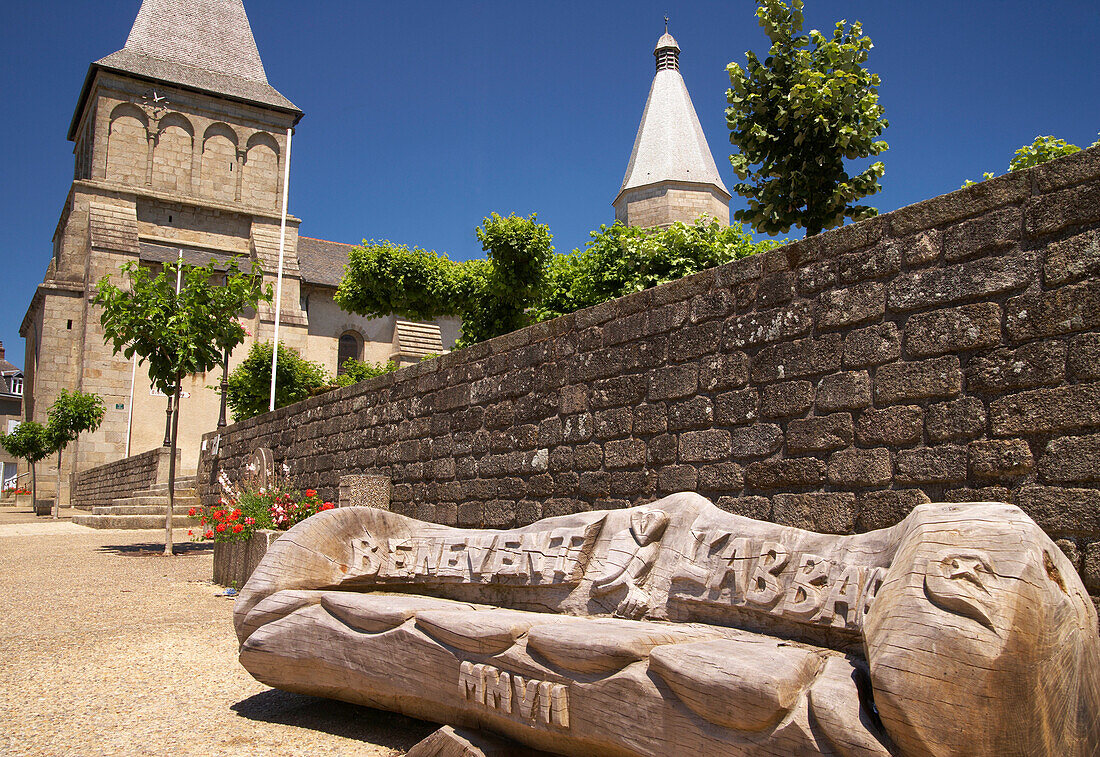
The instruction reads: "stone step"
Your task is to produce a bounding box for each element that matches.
[144,477,197,492]
[91,504,202,516]
[110,493,197,508]
[128,488,198,499]
[73,513,194,530]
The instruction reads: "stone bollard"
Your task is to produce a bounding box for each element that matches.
[338,474,392,510]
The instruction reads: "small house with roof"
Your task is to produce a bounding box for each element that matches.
[0,342,25,491]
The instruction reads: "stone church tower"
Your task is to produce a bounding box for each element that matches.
[20,0,311,503]
[614,30,731,228]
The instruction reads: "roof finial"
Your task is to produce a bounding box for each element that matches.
[665,15,669,34]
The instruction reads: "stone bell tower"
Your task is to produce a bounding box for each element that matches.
[21,0,306,503]
[613,27,731,228]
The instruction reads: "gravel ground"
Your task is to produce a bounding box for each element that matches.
[0,514,436,756]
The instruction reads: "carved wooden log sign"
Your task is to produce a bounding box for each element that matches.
[234,494,1100,756]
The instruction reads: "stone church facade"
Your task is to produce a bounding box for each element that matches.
[20,4,727,506]
[20,0,458,504]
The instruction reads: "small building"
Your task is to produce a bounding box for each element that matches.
[0,343,25,491]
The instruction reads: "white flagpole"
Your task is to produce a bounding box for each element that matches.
[125,353,136,457]
[269,127,293,412]
[171,246,183,425]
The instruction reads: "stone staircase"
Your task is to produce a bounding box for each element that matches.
[73,477,201,530]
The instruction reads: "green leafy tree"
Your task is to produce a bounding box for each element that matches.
[962,134,1100,187]
[726,0,888,236]
[335,358,398,388]
[94,257,270,555]
[45,390,105,518]
[333,241,466,322]
[226,341,329,420]
[335,213,553,348]
[467,212,555,344]
[0,421,52,511]
[536,218,778,320]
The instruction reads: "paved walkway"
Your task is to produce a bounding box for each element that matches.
[0,503,81,526]
[0,516,435,756]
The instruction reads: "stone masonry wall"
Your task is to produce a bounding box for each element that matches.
[72,447,165,509]
[199,147,1100,612]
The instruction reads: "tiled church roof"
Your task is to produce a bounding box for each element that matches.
[95,48,298,112]
[70,0,299,139]
[117,0,270,83]
[139,237,356,290]
[296,236,356,288]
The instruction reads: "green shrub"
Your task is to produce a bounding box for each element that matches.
[226,341,329,421]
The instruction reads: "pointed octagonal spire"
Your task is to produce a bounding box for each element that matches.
[616,28,729,203]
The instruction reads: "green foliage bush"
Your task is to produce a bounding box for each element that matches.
[332,241,466,322]
[726,0,888,236]
[335,213,553,349]
[0,422,51,467]
[536,218,777,321]
[337,212,777,346]
[1009,135,1086,172]
[335,358,398,387]
[962,134,1100,187]
[94,258,269,396]
[46,390,105,454]
[2,393,105,513]
[226,341,329,421]
[0,421,52,505]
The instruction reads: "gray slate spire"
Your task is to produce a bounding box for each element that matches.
[89,0,298,116]
[616,31,729,201]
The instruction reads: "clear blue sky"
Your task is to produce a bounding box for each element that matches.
[1,1,1097,371]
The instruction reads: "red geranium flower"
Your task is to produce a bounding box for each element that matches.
[232,524,243,533]
[215,523,226,533]
[305,489,317,498]
[204,531,213,539]
[187,507,197,517]
[187,530,193,536]
[320,502,335,511]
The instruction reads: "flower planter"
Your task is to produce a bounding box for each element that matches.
[213,529,280,589]
[33,499,54,516]
[10,493,31,508]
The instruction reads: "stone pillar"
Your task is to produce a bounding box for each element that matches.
[235,148,246,202]
[339,475,392,509]
[144,123,157,186]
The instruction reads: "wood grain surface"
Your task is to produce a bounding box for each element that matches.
[234,494,1100,756]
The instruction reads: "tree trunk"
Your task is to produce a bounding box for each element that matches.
[53,449,62,519]
[164,377,182,556]
[30,461,37,513]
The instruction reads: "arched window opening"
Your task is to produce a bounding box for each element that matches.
[337,332,362,374]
